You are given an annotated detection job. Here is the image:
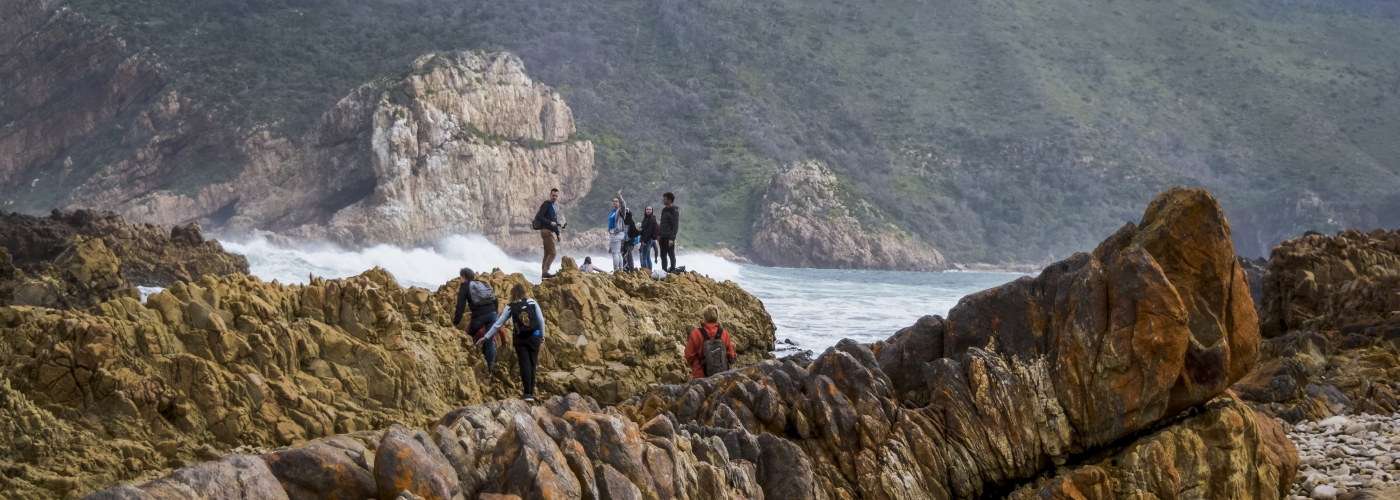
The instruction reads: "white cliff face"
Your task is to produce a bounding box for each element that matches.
[750,160,948,271]
[272,52,596,251]
[74,51,595,253]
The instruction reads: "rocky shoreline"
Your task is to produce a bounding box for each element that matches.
[7,189,1400,499]
[7,187,1283,499]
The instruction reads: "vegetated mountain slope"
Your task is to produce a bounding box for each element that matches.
[8,0,1400,261]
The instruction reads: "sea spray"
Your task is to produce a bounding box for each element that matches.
[221,234,743,288]
[221,233,1023,354]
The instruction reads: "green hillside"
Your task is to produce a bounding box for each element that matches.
[65,0,1400,260]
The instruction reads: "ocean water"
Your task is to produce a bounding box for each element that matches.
[219,235,1027,355]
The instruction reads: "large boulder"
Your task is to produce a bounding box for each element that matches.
[85,454,290,500]
[0,209,249,287]
[881,186,1259,444]
[1008,400,1297,499]
[750,160,947,271]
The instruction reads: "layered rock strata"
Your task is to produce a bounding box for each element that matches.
[85,187,1293,500]
[220,51,596,252]
[0,234,773,498]
[1232,229,1400,444]
[1259,228,1400,338]
[750,160,947,271]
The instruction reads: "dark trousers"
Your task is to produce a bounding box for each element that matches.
[468,311,498,373]
[660,239,677,271]
[514,334,542,396]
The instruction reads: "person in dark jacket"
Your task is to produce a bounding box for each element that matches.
[479,283,547,402]
[683,305,735,379]
[535,188,564,278]
[659,192,680,272]
[453,268,499,376]
[639,206,660,270]
[622,210,640,272]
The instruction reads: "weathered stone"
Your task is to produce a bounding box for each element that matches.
[86,454,291,500]
[261,441,376,500]
[374,424,462,500]
[750,160,946,271]
[1259,228,1400,337]
[0,211,774,498]
[483,412,581,500]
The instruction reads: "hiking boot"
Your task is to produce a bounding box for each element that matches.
[541,272,555,279]
[522,394,535,402]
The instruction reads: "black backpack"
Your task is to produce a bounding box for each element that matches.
[701,325,730,376]
[509,300,540,335]
[467,280,497,309]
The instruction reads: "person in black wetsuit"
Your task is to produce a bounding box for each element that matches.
[452,268,499,376]
[478,283,547,402]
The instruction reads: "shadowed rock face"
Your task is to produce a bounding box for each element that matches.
[83,188,1292,500]
[1258,228,1400,338]
[0,209,248,308]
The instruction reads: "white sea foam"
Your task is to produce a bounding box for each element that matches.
[221,235,743,289]
[221,234,1026,354]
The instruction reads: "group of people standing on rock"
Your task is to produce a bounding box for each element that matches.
[451,271,737,403]
[534,187,681,278]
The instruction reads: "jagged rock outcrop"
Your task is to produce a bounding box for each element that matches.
[1259,228,1400,338]
[0,209,248,308]
[750,160,947,271]
[222,51,596,252]
[85,187,1294,500]
[0,216,773,498]
[1233,228,1400,424]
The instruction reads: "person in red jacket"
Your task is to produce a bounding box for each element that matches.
[684,305,736,379]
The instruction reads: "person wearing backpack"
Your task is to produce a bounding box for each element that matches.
[534,188,564,278]
[453,268,500,376]
[683,305,736,379]
[478,283,547,402]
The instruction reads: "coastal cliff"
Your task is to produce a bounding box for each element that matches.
[80,51,596,253]
[750,161,947,271]
[76,188,1295,500]
[1,0,593,253]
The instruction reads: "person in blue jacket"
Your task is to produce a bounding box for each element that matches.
[478,283,547,402]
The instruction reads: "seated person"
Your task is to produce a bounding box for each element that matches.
[579,256,605,274]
